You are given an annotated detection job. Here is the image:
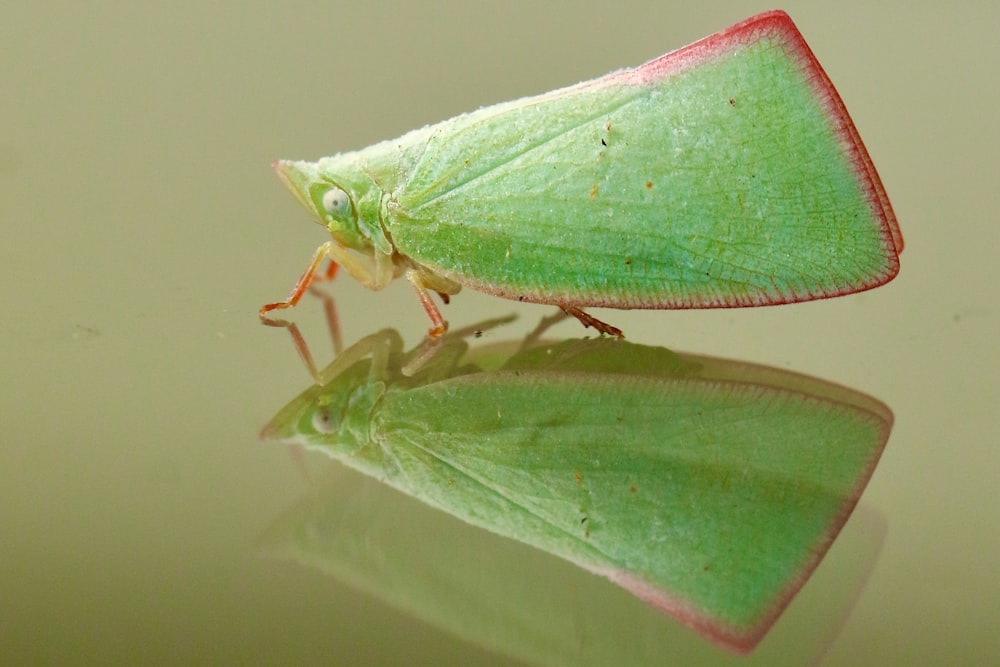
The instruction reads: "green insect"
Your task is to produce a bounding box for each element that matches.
[262,318,892,651]
[262,10,902,337]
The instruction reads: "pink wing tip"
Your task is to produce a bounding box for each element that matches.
[617,10,799,85]
[622,10,902,262]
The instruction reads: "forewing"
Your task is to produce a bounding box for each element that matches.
[388,12,900,309]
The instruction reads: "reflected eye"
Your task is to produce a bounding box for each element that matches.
[311,407,336,434]
[321,187,351,217]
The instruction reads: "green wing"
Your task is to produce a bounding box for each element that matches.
[387,15,899,309]
[371,371,888,649]
[263,328,891,650]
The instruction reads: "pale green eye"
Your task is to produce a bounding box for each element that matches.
[311,407,336,434]
[321,187,351,218]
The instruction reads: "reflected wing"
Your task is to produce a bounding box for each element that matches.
[372,371,889,651]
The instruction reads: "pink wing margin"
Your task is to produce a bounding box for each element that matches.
[590,401,892,653]
[610,10,903,258]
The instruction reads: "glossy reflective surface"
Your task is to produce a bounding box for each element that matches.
[2,2,996,665]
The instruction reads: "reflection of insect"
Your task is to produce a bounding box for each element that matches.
[262,10,901,338]
[263,310,892,652]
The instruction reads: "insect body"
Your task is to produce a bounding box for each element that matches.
[262,10,902,337]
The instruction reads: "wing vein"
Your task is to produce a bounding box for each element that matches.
[413,94,642,209]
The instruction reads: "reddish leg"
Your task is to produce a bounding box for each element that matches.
[260,246,337,319]
[322,260,339,281]
[560,305,624,338]
[320,292,344,357]
[273,294,343,384]
[411,281,449,338]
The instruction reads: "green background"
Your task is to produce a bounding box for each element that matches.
[2,1,995,664]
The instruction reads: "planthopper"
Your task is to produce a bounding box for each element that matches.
[262,10,902,337]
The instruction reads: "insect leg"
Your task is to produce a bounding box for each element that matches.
[321,261,340,280]
[560,305,625,338]
[406,270,449,338]
[260,241,338,318]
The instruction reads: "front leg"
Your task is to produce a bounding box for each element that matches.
[260,242,392,319]
[260,241,339,318]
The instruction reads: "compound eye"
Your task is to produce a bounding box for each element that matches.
[311,407,336,434]
[321,187,351,218]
